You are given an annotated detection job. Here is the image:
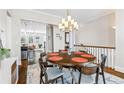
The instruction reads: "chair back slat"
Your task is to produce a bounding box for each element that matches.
[101,54,107,70]
[39,52,49,83]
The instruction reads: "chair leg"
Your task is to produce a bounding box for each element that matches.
[61,76,64,84]
[95,67,99,84]
[40,79,42,84]
[78,72,82,84]
[51,80,54,84]
[40,77,44,84]
[56,79,58,83]
[102,71,106,84]
[72,78,74,84]
[40,72,45,84]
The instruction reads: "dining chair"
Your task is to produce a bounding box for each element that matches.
[39,53,64,84]
[77,63,98,84]
[39,52,54,67]
[77,54,107,84]
[96,54,107,84]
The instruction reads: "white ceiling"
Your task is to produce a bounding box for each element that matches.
[36,9,114,24]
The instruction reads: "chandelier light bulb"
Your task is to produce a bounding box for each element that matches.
[67,15,71,21]
[59,24,62,29]
[64,21,68,28]
[76,24,79,29]
[71,19,74,25]
[62,18,65,24]
[74,22,77,28]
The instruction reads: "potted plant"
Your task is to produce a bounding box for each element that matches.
[0,48,10,61]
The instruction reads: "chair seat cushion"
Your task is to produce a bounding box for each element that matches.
[85,63,97,67]
[46,67,64,80]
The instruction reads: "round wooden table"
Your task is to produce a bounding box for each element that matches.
[47,51,96,67]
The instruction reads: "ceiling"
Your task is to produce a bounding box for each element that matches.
[36,9,114,24]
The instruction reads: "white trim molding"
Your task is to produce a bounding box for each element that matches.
[115,66,124,73]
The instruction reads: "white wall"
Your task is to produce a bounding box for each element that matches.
[11,15,21,65]
[53,26,65,52]
[0,10,7,48]
[75,13,115,47]
[115,10,124,72]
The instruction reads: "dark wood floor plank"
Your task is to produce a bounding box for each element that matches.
[17,60,28,84]
[105,68,124,79]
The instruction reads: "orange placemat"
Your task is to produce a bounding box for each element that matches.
[48,56,63,61]
[72,57,88,63]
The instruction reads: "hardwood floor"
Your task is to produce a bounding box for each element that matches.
[17,60,124,84]
[105,68,124,79]
[17,60,28,84]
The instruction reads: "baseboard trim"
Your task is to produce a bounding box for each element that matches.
[115,66,124,73]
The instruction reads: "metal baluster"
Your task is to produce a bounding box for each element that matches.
[88,47,89,53]
[104,48,107,67]
[91,47,93,54]
[92,47,94,55]
[86,47,88,53]
[95,48,97,61]
[89,47,90,54]
[108,49,110,68]
[110,49,112,69]
[113,49,115,70]
[89,47,91,54]
[93,48,95,56]
[111,49,114,69]
[93,47,94,55]
[106,49,108,67]
[86,47,88,52]
[96,48,98,64]
[100,48,102,61]
[109,49,111,68]
[103,48,105,56]
[98,48,100,64]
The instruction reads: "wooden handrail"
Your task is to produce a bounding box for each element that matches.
[74,44,115,49]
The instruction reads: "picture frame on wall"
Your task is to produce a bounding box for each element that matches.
[65,32,69,44]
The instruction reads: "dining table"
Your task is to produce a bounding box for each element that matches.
[47,50,96,84]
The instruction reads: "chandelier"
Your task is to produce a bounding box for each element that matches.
[59,10,79,32]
